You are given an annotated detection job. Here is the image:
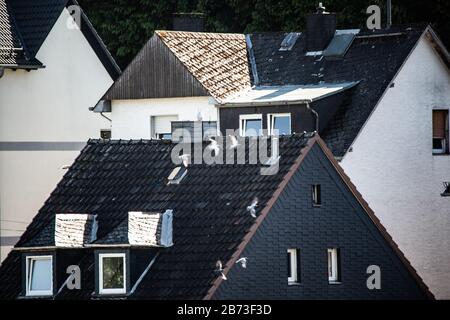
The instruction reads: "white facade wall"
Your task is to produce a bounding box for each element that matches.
[0,9,113,260]
[111,97,217,139]
[341,36,450,299]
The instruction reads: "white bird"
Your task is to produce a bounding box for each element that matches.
[229,135,240,149]
[207,138,220,156]
[215,260,227,280]
[235,257,248,268]
[197,111,203,122]
[179,154,190,168]
[247,197,258,218]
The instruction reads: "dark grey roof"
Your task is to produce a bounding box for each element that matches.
[0,0,120,78]
[249,25,428,157]
[0,134,433,299]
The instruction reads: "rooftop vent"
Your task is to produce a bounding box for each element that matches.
[279,32,301,51]
[305,3,336,52]
[55,214,97,247]
[128,210,173,247]
[168,166,187,184]
[173,13,204,32]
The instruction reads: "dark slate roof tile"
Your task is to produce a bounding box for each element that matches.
[0,134,313,299]
[249,25,427,156]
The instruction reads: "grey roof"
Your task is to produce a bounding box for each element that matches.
[220,82,358,106]
[248,25,432,157]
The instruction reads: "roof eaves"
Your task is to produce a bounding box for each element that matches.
[203,133,319,300]
[424,25,450,73]
[315,138,435,300]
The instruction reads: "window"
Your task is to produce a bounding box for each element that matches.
[202,121,218,140]
[287,249,299,284]
[268,113,291,135]
[151,115,178,140]
[327,248,340,283]
[100,129,111,140]
[432,110,449,154]
[25,255,53,296]
[312,184,321,206]
[239,114,262,137]
[99,253,126,295]
[167,166,187,185]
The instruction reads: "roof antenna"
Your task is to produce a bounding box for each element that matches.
[386,0,392,29]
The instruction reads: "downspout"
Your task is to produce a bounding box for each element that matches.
[100,112,112,122]
[305,101,319,132]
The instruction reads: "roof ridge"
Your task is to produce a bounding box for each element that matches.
[155,30,246,39]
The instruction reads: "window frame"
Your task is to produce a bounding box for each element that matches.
[287,248,299,284]
[25,255,54,297]
[432,109,449,155]
[312,184,322,207]
[98,252,127,295]
[267,113,292,136]
[327,248,340,283]
[239,114,263,137]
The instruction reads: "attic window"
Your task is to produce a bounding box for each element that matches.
[268,113,291,135]
[98,253,127,295]
[25,255,53,297]
[168,166,187,184]
[279,32,301,51]
[432,110,449,154]
[312,184,321,206]
[327,248,340,283]
[240,114,262,137]
[287,248,300,284]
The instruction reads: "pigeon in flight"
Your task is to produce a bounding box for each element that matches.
[179,154,190,168]
[215,260,227,280]
[207,138,220,156]
[235,257,248,268]
[247,197,258,218]
[229,135,240,149]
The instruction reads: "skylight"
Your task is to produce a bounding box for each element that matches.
[279,32,301,51]
[168,166,187,184]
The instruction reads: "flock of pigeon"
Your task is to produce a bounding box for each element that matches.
[177,136,258,282]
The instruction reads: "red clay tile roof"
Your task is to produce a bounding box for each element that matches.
[155,30,251,101]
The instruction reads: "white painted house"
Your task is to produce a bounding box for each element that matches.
[0,0,120,260]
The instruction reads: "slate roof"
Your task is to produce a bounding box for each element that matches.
[0,0,120,78]
[0,133,433,299]
[0,134,311,299]
[248,25,429,156]
[155,31,251,101]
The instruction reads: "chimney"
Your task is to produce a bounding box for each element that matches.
[172,13,204,32]
[305,3,336,52]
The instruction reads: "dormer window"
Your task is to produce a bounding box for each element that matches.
[25,255,53,297]
[240,114,262,137]
[268,113,291,136]
[98,252,127,295]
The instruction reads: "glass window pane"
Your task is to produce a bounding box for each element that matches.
[273,116,291,135]
[30,259,52,291]
[245,119,261,136]
[102,257,124,289]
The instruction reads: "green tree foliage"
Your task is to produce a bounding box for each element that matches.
[78,0,450,69]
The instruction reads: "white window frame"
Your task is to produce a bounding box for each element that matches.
[267,113,292,136]
[25,255,53,297]
[327,248,339,283]
[239,114,263,137]
[287,248,298,284]
[99,253,127,295]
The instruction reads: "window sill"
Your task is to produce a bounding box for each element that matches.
[328,281,342,285]
[432,153,450,156]
[288,282,301,286]
[312,204,322,208]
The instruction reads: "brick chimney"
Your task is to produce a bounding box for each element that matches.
[305,3,336,52]
[172,13,204,32]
